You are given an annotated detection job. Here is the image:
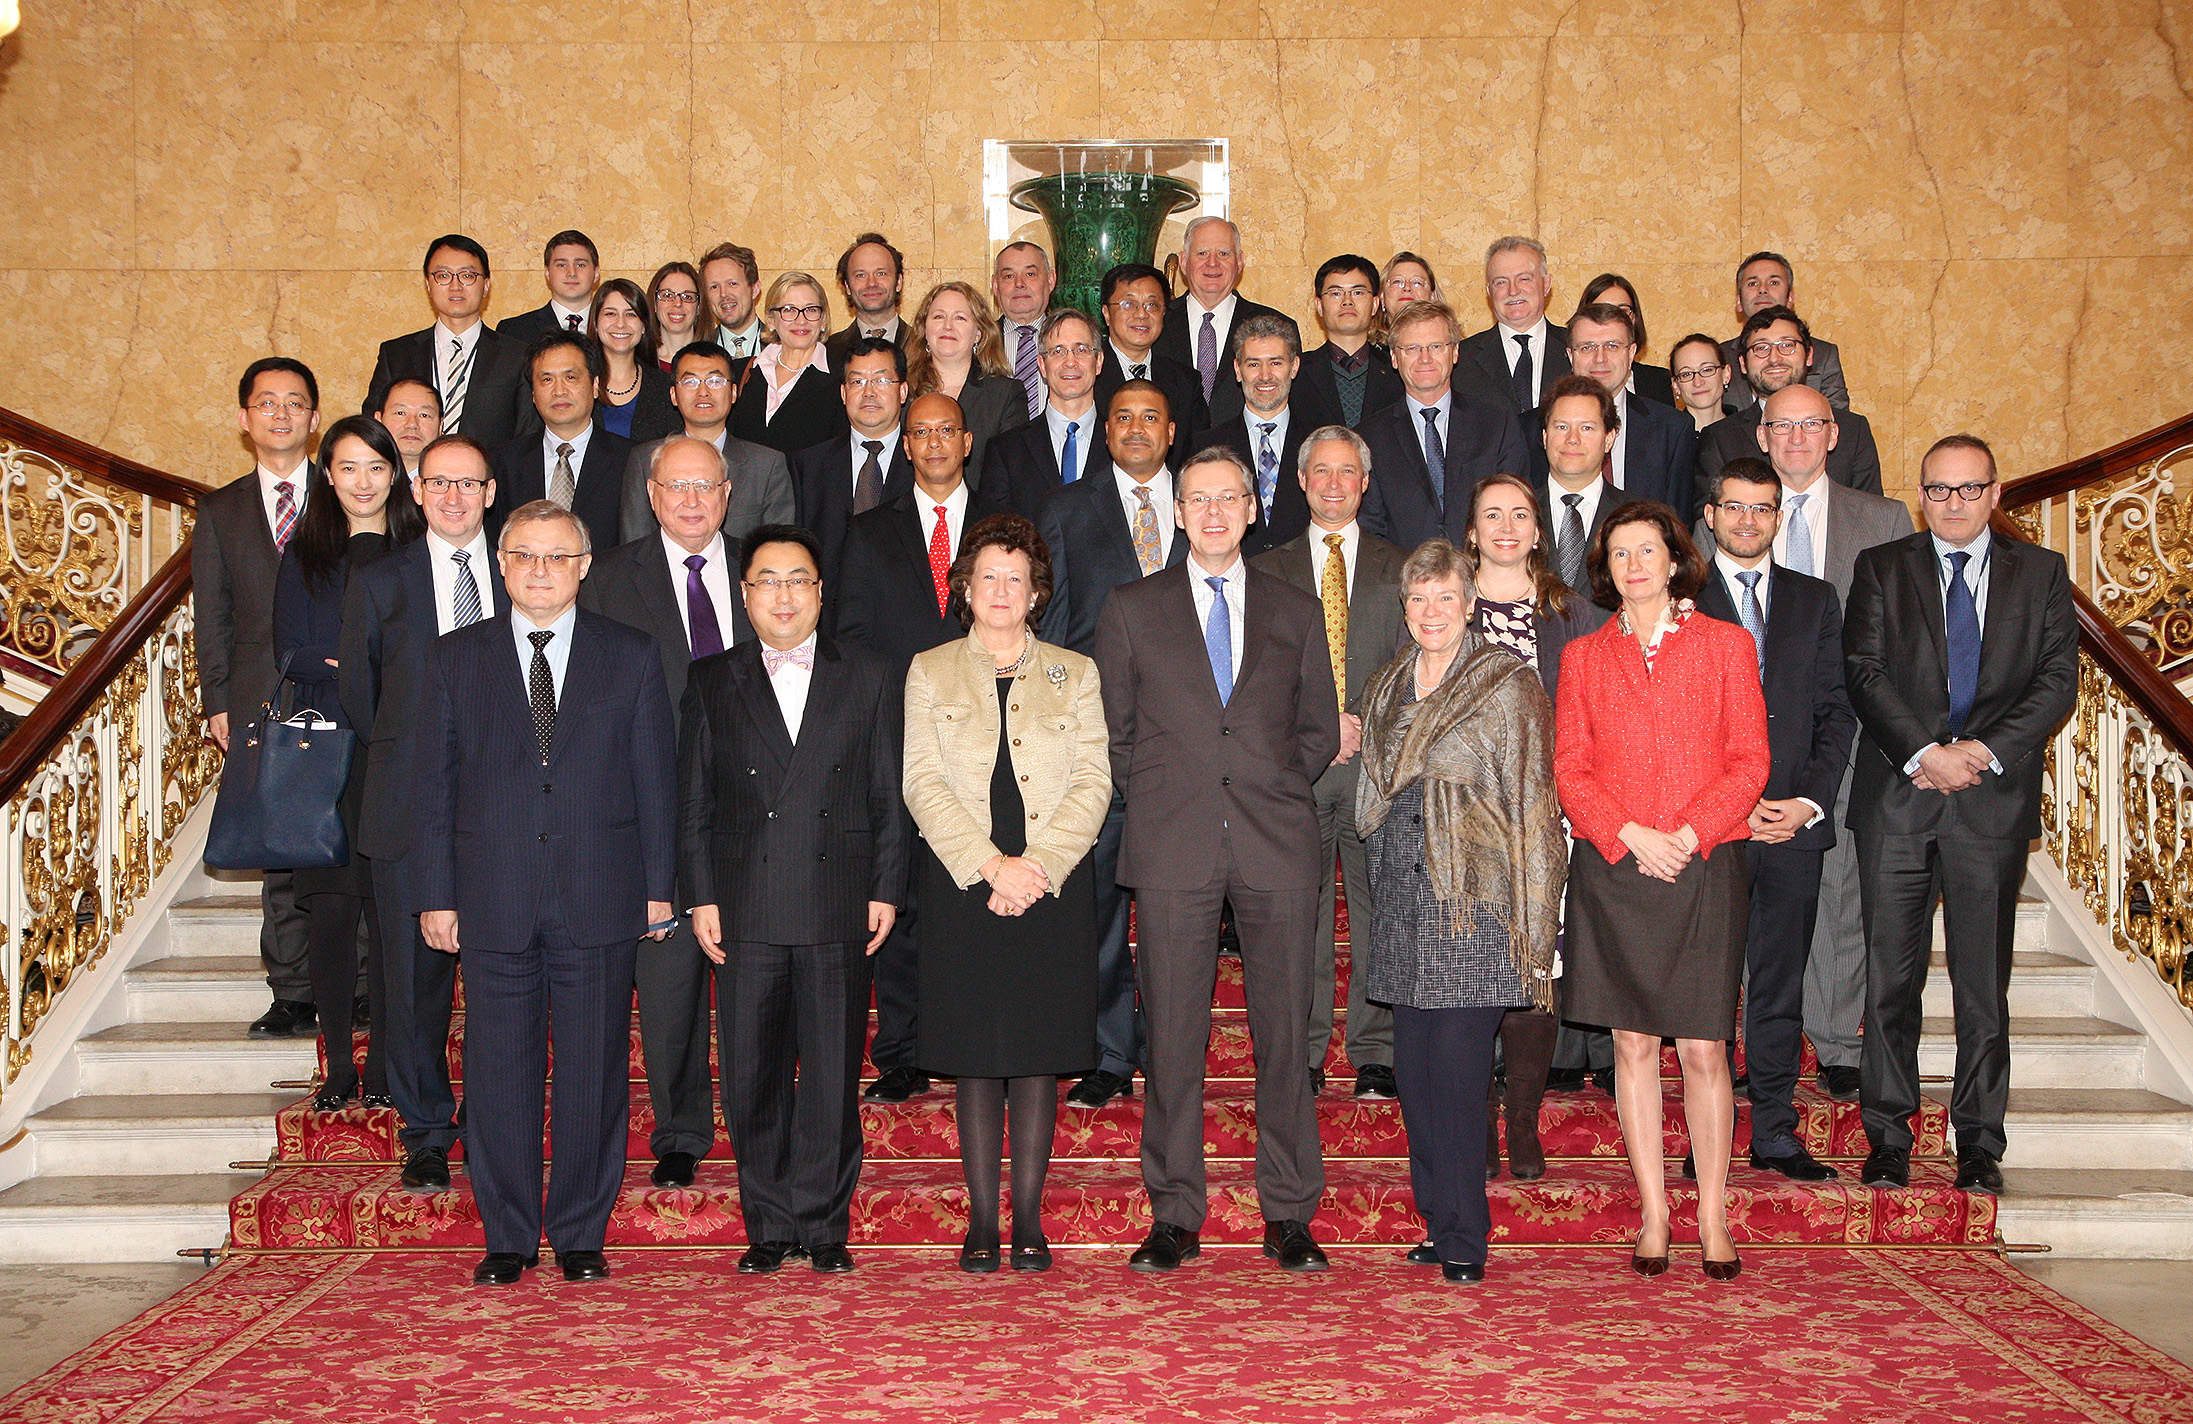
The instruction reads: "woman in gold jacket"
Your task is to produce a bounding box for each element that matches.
[902,512,1111,1274]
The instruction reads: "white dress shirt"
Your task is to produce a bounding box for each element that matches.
[1548,475,1610,543]
[1186,293,1240,350]
[1109,341,1158,382]
[847,426,902,492]
[254,463,310,541]
[1607,389,1630,490]
[1405,392,1454,476]
[1899,527,2003,776]
[661,531,737,650]
[919,481,972,566]
[1498,316,1553,375]
[550,299,591,333]
[511,604,578,705]
[1245,406,1292,511]
[853,315,902,343]
[766,632,818,742]
[1044,403,1095,480]
[542,423,594,489]
[433,319,485,405]
[426,527,493,635]
[718,321,765,360]
[1113,465,1176,565]
[1188,553,1248,679]
[1773,474,1832,572]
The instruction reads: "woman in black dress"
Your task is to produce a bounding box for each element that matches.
[901,514,1111,1273]
[271,416,424,1110]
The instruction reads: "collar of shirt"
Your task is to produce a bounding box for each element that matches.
[430,526,489,565]
[856,315,902,342]
[1499,315,1552,371]
[765,631,819,678]
[719,320,763,355]
[510,602,580,702]
[1713,547,1773,609]
[1931,526,1993,570]
[1328,342,1371,375]
[1186,292,1239,335]
[1312,519,1361,595]
[255,463,309,539]
[1405,390,1453,433]
[1551,475,1607,533]
[849,426,901,476]
[758,344,829,379]
[1044,402,1093,443]
[923,479,971,541]
[550,299,591,330]
[662,529,731,635]
[435,318,483,363]
[1113,464,1176,556]
[543,422,593,468]
[1109,341,1156,377]
[1188,554,1249,672]
[1247,406,1290,443]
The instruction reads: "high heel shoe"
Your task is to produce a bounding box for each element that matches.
[1010,1238,1052,1272]
[1702,1254,1742,1281]
[1630,1227,1670,1277]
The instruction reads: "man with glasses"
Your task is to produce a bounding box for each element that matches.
[580,437,750,1191]
[1096,447,1341,1274]
[1845,436,2076,1198]
[991,242,1058,421]
[789,337,914,616]
[366,234,533,450]
[1720,251,1849,411]
[1454,236,1569,413]
[1525,303,1697,520]
[1695,307,1881,507]
[680,524,909,1276]
[825,233,909,364]
[1295,255,1402,431]
[1093,262,1205,473]
[702,243,766,360]
[619,342,795,547]
[498,230,601,343]
[981,309,1109,517]
[490,332,632,556]
[1359,299,1526,550]
[1153,217,1298,428]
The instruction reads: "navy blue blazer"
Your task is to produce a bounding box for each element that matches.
[1357,390,1528,551]
[411,608,677,951]
[1524,389,1701,522]
[273,532,388,722]
[1035,470,1191,656]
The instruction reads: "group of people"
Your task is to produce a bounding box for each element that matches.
[190,217,2078,1289]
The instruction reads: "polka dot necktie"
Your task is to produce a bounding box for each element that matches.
[527,629,556,764]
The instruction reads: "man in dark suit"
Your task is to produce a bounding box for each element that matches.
[619,342,796,547]
[340,434,507,1195]
[490,332,632,555]
[1721,251,1850,411]
[1696,458,1858,1182]
[1531,375,1630,594]
[702,242,768,360]
[1036,380,1190,1109]
[1249,426,1407,1100]
[1207,314,1313,556]
[679,524,910,1275]
[1152,217,1299,429]
[364,234,533,450]
[979,308,1107,519]
[1359,300,1528,550]
[1697,308,1881,504]
[1295,254,1402,431]
[414,499,677,1286]
[577,436,750,1191]
[1845,435,2078,1196]
[497,229,600,344]
[823,232,909,365]
[1092,262,1206,473]
[991,240,1057,423]
[1099,447,1343,1274]
[1525,304,1698,520]
[373,378,442,478]
[789,337,912,610]
[1453,236,1569,413]
[196,357,320,1038]
[836,393,1008,1103]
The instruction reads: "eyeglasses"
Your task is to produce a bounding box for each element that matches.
[1673,362,1724,382]
[247,397,313,415]
[418,476,488,494]
[675,373,732,391]
[1179,491,1248,511]
[844,374,901,391]
[770,304,825,322]
[1320,285,1374,300]
[1921,480,1997,503]
[1042,343,1100,361]
[652,478,726,496]
[744,576,819,592]
[1762,417,1832,436]
[427,268,484,287]
[502,551,580,570]
[1715,500,1780,518]
[1392,341,1454,360]
[906,423,964,440]
[1745,337,1806,359]
[1108,298,1165,316]
[655,290,700,306]
[1568,340,1633,358]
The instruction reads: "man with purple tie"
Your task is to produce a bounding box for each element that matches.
[577,436,750,1189]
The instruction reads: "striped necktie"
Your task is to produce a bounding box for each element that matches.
[1014,325,1042,419]
[450,548,483,628]
[1736,569,1766,672]
[442,335,471,432]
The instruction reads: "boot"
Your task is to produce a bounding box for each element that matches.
[1501,1007,1560,1181]
[1485,1083,1504,1179]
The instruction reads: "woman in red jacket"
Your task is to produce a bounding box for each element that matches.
[1554,501,1769,1281]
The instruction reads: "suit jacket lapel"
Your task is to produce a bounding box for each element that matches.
[731,648,795,770]
[1906,537,1949,687]
[640,539,690,657]
[1234,568,1272,695]
[1974,537,2024,698]
[780,642,849,785]
[546,615,604,765]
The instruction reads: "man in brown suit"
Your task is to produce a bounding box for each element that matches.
[1097,446,1343,1275]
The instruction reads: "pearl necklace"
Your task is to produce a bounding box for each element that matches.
[993,634,1034,677]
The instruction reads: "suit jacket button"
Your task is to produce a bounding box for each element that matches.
[1222,776,1231,786]
[541,784,552,794]
[747,767,757,775]
[833,764,842,772]
[1220,727,1231,735]
[538,833,549,842]
[819,809,828,817]
[767,811,777,819]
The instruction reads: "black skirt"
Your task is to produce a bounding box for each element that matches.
[1561,839,1748,1041]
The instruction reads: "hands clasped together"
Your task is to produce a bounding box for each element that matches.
[1913,739,1994,794]
[1617,821,1701,883]
[982,854,1049,918]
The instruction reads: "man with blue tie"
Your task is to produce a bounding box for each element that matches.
[980,309,1107,519]
[1203,314,1312,555]
[1358,301,1527,551]
[1843,435,2077,1196]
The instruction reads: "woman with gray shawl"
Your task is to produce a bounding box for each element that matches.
[1355,539,1567,1284]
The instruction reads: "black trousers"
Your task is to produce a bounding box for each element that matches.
[1393,1003,1507,1267]
[868,884,921,1072]
[1742,839,1825,1155]
[368,852,460,1154]
[460,930,636,1257]
[636,921,715,1158]
[719,940,870,1248]
[259,869,312,1000]
[1091,793,1145,1079]
[1856,805,2026,1159]
[304,886,385,1099]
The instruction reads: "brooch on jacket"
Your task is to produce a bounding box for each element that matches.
[1046,664,1067,689]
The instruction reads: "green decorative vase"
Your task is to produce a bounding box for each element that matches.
[1009,172,1200,319]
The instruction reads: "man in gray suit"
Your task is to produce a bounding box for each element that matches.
[1720,251,1849,410]
[195,357,319,1038]
[618,342,795,546]
[1250,427,1407,1101]
[1098,447,1342,1275]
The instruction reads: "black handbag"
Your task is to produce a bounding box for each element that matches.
[204,653,359,870]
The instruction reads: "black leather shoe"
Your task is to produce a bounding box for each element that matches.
[312,1086,351,1112]
[1405,1241,1440,1266]
[400,1146,450,1193]
[1010,1238,1053,1272]
[1861,1145,1910,1189]
[361,1093,394,1110]
[1680,1152,1697,1181]
[559,1250,610,1282]
[248,999,316,1039]
[959,1235,1001,1273]
[1442,1260,1486,1284]
[808,1243,856,1274]
[352,994,371,1029]
[1261,1220,1329,1273]
[1127,1222,1199,1273]
[1954,1147,2004,1195]
[1819,1065,1862,1102]
[862,1066,930,1103]
[1750,1146,1840,1182]
[737,1241,806,1274]
[1353,1064,1398,1100]
[650,1151,697,1188]
[472,1251,537,1285]
[1544,1068,1587,1093]
[1066,1070,1132,1109]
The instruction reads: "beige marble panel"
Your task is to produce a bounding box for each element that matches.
[0,35,134,269]
[132,0,295,41]
[686,47,785,273]
[770,44,938,274]
[937,0,1100,42]
[1739,0,1902,30]
[1261,0,1566,38]
[2069,29,2193,255]
[923,42,1104,274]
[287,0,465,42]
[1902,32,2070,261]
[287,269,434,420]
[1416,38,1548,312]
[457,44,692,275]
[449,0,690,45]
[693,0,938,43]
[1563,0,1743,35]
[19,0,130,41]
[0,270,146,459]
[1267,40,1420,273]
[2067,257,2193,459]
[134,42,461,271]
[1587,262,1740,365]
[1536,36,1742,274]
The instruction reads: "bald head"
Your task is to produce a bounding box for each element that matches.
[1756,384,1839,491]
[906,390,973,497]
[648,436,731,553]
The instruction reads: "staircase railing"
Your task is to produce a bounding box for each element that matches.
[0,411,217,1109]
[2002,413,2193,1014]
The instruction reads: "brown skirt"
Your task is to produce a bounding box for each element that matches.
[1562,839,1749,1041]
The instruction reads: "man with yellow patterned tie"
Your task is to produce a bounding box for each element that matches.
[1252,427,1409,1098]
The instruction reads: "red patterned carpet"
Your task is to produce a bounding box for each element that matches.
[8,1248,2192,1423]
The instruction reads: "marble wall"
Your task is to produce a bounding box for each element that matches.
[1,0,2189,500]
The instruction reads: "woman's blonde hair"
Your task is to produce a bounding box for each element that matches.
[905,281,1007,392]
